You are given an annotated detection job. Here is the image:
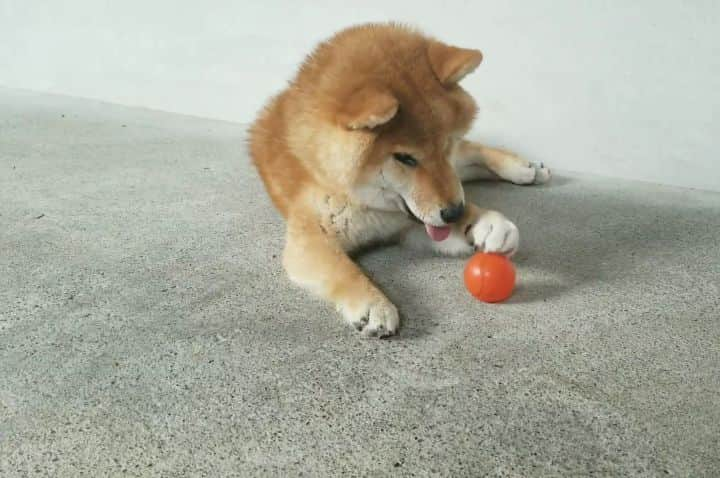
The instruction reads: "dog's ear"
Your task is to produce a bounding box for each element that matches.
[427,41,483,85]
[337,85,399,130]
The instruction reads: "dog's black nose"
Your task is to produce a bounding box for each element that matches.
[440,202,465,224]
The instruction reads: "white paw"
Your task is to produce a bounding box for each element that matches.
[467,211,519,256]
[532,162,552,184]
[498,156,551,185]
[341,297,400,338]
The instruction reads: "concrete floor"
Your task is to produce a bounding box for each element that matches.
[1,87,719,477]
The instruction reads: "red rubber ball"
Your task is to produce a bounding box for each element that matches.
[464,252,516,303]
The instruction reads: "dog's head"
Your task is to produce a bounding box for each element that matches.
[332,31,482,239]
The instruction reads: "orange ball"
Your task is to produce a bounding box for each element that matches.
[464,252,516,303]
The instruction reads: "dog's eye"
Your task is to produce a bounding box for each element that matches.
[393,153,418,167]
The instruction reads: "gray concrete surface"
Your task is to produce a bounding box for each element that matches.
[1,87,719,477]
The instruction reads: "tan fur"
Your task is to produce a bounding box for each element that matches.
[249,23,550,337]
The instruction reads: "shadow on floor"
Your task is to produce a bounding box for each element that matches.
[465,175,718,298]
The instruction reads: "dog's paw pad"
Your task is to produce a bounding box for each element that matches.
[352,315,369,331]
[343,299,399,338]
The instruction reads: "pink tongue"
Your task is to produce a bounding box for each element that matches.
[425,224,451,242]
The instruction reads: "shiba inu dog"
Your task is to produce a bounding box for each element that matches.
[249,23,550,338]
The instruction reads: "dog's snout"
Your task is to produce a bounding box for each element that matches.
[440,202,465,224]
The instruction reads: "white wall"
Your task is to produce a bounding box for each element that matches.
[2,1,719,191]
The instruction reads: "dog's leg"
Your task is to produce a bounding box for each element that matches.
[402,203,519,257]
[455,140,551,185]
[282,213,399,337]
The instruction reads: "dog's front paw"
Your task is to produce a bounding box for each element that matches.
[531,162,552,184]
[466,210,519,256]
[495,154,551,185]
[341,296,399,338]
